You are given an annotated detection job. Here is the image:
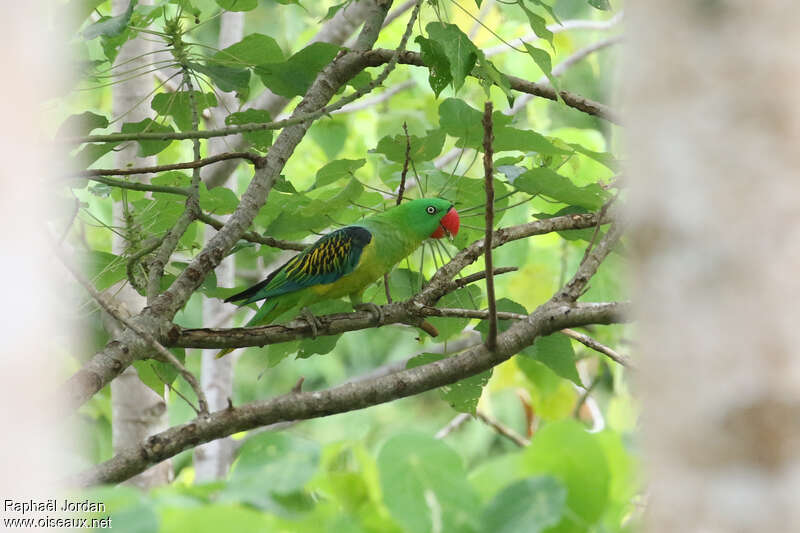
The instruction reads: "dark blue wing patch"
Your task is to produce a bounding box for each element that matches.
[225,226,372,305]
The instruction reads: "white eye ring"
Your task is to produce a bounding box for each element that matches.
[426,206,436,214]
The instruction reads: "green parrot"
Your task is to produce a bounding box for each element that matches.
[217,198,460,357]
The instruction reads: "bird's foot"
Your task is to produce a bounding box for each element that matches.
[354,302,385,326]
[300,307,321,339]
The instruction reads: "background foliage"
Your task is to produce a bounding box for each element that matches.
[58,0,635,531]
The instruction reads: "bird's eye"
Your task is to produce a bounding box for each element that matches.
[426,206,436,215]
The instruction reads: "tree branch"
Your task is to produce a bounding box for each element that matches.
[482,101,498,350]
[71,299,626,486]
[71,152,262,178]
[561,328,632,368]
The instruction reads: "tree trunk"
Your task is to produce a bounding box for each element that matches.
[626,2,800,530]
[193,10,243,483]
[110,0,171,489]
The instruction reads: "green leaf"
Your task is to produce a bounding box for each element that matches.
[525,333,581,386]
[528,0,562,25]
[514,167,609,210]
[215,0,258,11]
[132,351,183,398]
[309,119,349,159]
[588,0,612,10]
[415,36,452,97]
[222,432,320,509]
[438,98,511,148]
[321,1,349,21]
[225,109,273,151]
[72,142,119,169]
[85,251,127,291]
[522,43,558,92]
[481,477,567,533]
[199,184,239,214]
[190,61,250,98]
[83,0,135,40]
[314,158,365,187]
[120,118,174,156]
[212,33,284,67]
[523,420,610,532]
[378,433,481,533]
[517,1,554,48]
[474,52,513,100]
[407,353,491,414]
[151,91,217,131]
[255,42,340,99]
[56,111,108,138]
[426,22,478,92]
[373,129,446,163]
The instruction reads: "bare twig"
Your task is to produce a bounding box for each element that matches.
[561,328,632,368]
[435,413,471,439]
[475,410,530,447]
[195,212,305,251]
[385,120,413,303]
[483,101,498,351]
[70,152,262,178]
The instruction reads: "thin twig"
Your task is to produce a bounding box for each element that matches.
[196,212,305,251]
[561,328,632,368]
[385,121,414,303]
[446,266,517,291]
[482,101,497,351]
[435,413,470,439]
[475,410,530,447]
[70,151,263,178]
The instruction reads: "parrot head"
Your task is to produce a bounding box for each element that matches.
[398,198,460,240]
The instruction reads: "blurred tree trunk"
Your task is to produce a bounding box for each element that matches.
[110,0,171,489]
[193,10,243,483]
[626,2,800,531]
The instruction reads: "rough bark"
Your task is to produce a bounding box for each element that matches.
[626,2,800,531]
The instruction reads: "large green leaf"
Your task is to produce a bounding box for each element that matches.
[415,36,452,97]
[514,167,609,210]
[215,0,258,11]
[82,0,135,40]
[151,91,217,131]
[378,433,481,533]
[407,352,491,414]
[481,476,567,533]
[525,333,581,386]
[425,23,478,92]
[56,111,108,138]
[517,1,554,48]
[523,420,610,533]
[221,432,320,510]
[255,42,340,99]
[190,62,250,97]
[212,33,284,67]
[373,129,446,163]
[314,158,365,188]
[439,98,566,155]
[84,251,127,291]
[120,118,174,157]
[225,109,274,151]
[523,43,558,91]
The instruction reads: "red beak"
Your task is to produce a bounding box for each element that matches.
[431,206,460,239]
